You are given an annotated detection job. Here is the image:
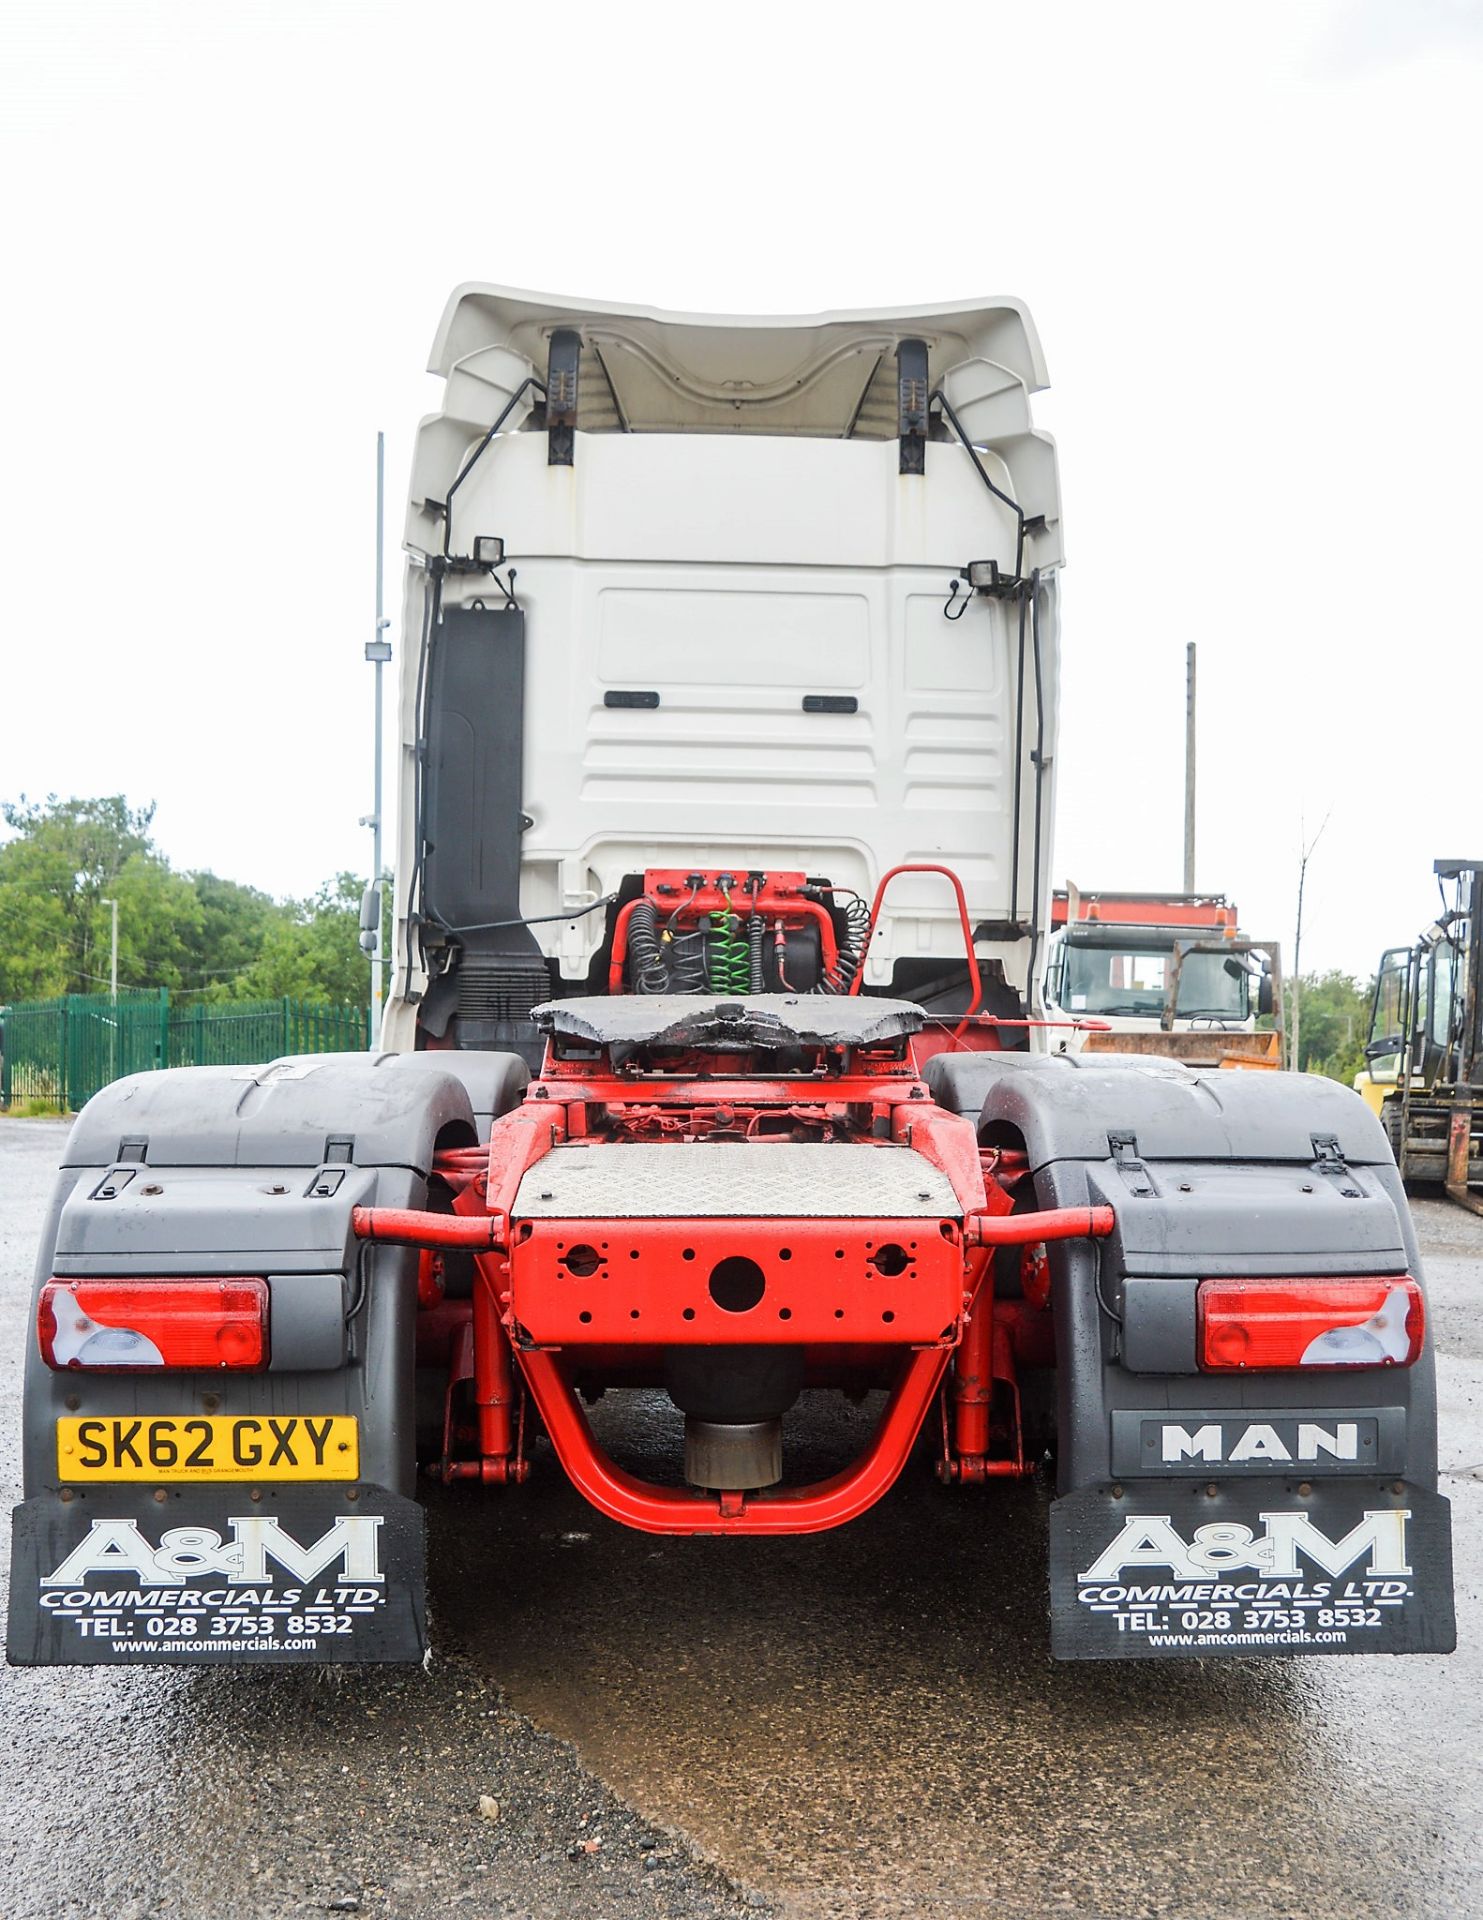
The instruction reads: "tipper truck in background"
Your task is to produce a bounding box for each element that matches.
[1042,886,1282,1067]
[8,290,1453,1668]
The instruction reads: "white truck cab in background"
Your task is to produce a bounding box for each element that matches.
[1042,884,1278,1064]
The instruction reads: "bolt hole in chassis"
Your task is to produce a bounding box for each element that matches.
[8,289,1455,1667]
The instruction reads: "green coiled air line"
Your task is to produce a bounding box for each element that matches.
[708,887,752,995]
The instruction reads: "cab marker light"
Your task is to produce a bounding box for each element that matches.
[37,1278,269,1371]
[1198,1276,1423,1370]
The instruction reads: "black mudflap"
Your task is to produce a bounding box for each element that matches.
[1050,1480,1455,1660]
[7,1483,426,1666]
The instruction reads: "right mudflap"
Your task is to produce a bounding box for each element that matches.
[1049,1478,1455,1660]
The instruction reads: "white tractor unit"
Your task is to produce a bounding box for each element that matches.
[8,290,1453,1669]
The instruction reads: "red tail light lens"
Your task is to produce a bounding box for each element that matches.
[1198,1276,1423,1371]
[38,1279,269,1371]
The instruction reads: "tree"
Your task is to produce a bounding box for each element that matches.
[226,872,369,1005]
[0,796,369,1010]
[1292,969,1373,1087]
[183,872,284,993]
[0,795,203,1000]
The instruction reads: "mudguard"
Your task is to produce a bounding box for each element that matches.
[958,1053,1457,1659]
[6,1050,519,1667]
[8,1484,425,1666]
[1049,1479,1454,1659]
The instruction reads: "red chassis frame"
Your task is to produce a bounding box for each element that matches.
[355,1036,1113,1536]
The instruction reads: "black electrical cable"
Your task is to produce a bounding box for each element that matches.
[663,881,700,934]
[404,565,444,982]
[346,1240,371,1328]
[1027,568,1047,997]
[424,893,618,936]
[1093,1244,1124,1327]
[929,387,1034,937]
[442,377,546,558]
[932,388,1028,582]
[1009,586,1027,927]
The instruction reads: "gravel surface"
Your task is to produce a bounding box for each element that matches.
[0,1119,768,1920]
[3,1115,1481,1919]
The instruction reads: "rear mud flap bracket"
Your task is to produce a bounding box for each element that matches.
[1049,1479,1454,1660]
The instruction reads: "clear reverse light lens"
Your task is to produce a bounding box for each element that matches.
[38,1278,268,1371]
[1198,1276,1424,1371]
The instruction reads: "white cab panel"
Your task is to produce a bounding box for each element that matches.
[388,292,1063,1042]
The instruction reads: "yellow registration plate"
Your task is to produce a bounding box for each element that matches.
[56,1415,359,1483]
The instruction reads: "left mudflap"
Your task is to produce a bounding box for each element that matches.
[6,1483,426,1666]
[1050,1479,1455,1660]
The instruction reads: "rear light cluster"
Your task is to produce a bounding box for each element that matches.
[38,1279,268,1371]
[1198,1276,1423,1371]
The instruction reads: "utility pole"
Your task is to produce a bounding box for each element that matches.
[101,897,118,1001]
[100,897,118,1083]
[1183,642,1196,893]
[1289,812,1331,1073]
[363,431,392,1041]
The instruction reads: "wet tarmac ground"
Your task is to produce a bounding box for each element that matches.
[2,1114,1480,1919]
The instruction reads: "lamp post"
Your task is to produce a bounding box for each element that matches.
[363,431,392,1042]
[100,896,118,1083]
[1183,642,1196,894]
[100,897,118,1001]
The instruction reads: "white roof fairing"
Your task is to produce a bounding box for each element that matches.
[426,285,1051,440]
[386,281,1066,1053]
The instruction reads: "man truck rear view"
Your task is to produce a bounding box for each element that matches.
[8,289,1454,1666]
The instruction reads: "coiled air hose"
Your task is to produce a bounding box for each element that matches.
[708,890,752,995]
[668,920,709,992]
[627,898,672,994]
[748,913,765,993]
[817,889,873,993]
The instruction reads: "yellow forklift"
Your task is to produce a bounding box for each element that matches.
[1363,859,1483,1212]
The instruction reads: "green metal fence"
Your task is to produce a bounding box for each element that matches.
[0,992,372,1113]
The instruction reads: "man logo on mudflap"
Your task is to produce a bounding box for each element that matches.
[40,1515,385,1586]
[1080,1509,1411,1582]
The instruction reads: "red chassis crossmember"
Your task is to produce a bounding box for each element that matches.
[354,1055,1112,1534]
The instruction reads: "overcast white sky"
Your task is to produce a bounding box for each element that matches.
[2,0,1479,978]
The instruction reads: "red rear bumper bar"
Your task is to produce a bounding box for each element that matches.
[353,1202,1114,1254]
